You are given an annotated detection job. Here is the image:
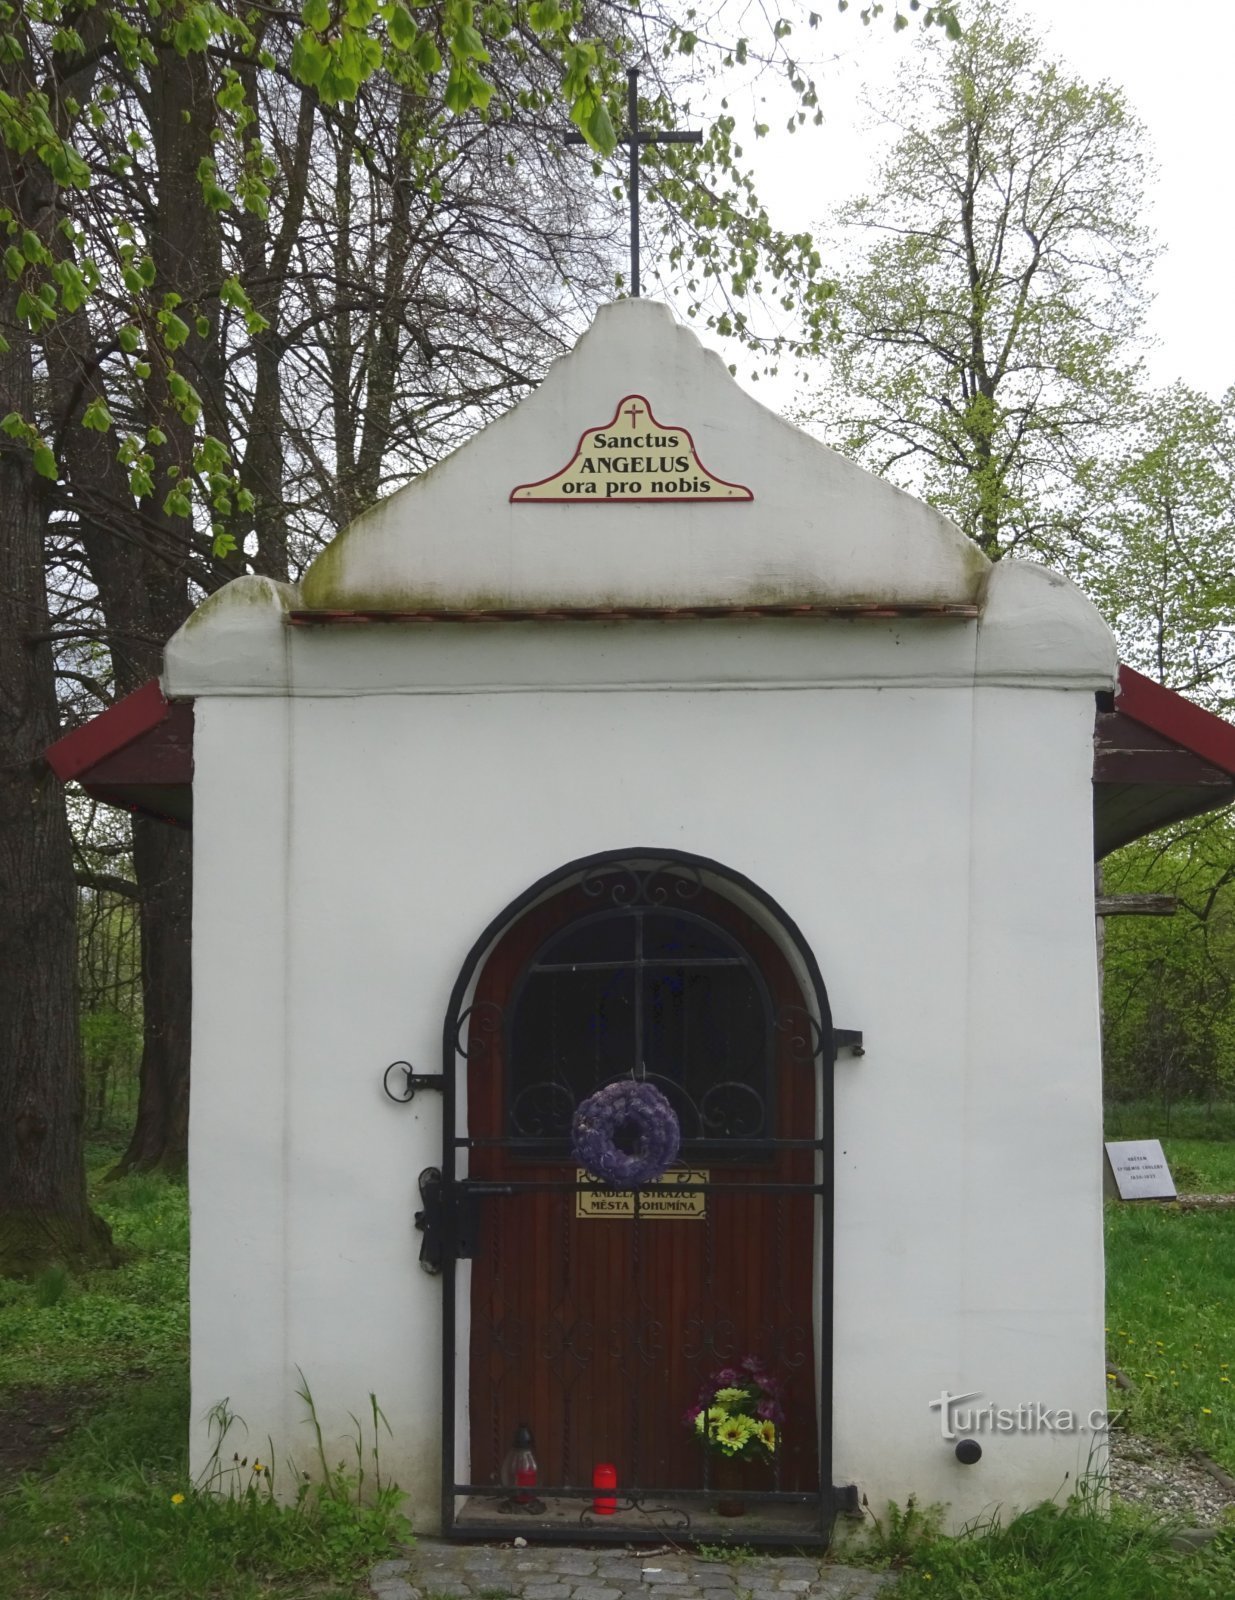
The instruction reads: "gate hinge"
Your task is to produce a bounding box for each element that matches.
[834,1029,865,1058]
[383,1060,446,1103]
[413,1167,444,1274]
[414,1172,511,1272]
[832,1483,863,1518]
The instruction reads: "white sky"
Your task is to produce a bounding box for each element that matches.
[705,0,1235,402]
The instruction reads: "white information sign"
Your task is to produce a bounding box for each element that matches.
[1104,1139,1176,1201]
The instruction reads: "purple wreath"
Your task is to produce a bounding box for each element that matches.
[571,1080,681,1188]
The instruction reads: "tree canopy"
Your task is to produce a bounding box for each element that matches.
[805,0,1156,562]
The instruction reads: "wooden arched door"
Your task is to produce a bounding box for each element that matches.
[459,858,826,1525]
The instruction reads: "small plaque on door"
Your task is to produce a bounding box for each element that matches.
[576,1168,708,1220]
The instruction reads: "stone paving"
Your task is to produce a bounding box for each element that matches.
[370,1540,896,1600]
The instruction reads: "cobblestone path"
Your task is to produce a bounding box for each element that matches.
[371,1540,895,1600]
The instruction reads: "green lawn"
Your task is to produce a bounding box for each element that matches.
[0,1148,187,1391]
[0,1147,408,1599]
[1102,1133,1235,1473]
[3,1132,1235,1598]
[1161,1138,1235,1194]
[864,1495,1235,1599]
[1105,1204,1235,1469]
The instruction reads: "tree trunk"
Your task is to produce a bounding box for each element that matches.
[109,821,192,1174]
[0,141,114,1272]
[50,38,224,1177]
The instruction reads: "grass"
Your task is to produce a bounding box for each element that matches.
[0,1145,188,1390]
[1099,1111,1235,1471]
[1105,1202,1235,1471]
[860,1493,1235,1599]
[0,1374,405,1599]
[1160,1139,1235,1194]
[0,1145,410,1599]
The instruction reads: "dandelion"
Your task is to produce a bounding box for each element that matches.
[171,1493,186,1505]
[1202,1408,1213,1416]
[61,1535,70,1544]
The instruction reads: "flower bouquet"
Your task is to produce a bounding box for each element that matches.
[684,1355,784,1467]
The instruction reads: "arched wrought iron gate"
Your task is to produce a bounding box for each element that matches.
[425,850,849,1546]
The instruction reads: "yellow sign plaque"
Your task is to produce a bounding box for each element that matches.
[575,1168,709,1220]
[510,396,753,504]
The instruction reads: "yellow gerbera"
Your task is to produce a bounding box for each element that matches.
[714,1386,748,1406]
[716,1417,747,1452]
[758,1420,776,1451]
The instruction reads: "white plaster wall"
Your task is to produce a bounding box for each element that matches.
[186,638,1106,1533]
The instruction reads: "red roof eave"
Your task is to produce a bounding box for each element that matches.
[46,678,171,782]
[1115,664,1235,779]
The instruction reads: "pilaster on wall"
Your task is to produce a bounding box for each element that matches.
[188,697,294,1483]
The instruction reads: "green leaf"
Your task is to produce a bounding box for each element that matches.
[528,0,561,29]
[160,311,191,349]
[586,101,615,156]
[32,442,57,478]
[82,397,112,432]
[386,3,416,49]
[302,0,331,31]
[412,33,440,71]
[442,63,471,113]
[452,23,489,62]
[290,30,328,85]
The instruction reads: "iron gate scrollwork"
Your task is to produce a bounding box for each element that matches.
[438,849,840,1546]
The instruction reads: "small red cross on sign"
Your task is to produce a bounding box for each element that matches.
[623,401,643,428]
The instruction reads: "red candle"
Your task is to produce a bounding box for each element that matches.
[592,1461,617,1514]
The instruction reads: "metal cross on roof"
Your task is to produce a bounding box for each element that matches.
[566,66,703,298]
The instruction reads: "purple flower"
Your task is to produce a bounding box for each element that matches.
[713,1368,740,1386]
[682,1406,701,1426]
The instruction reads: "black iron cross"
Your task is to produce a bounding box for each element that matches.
[566,66,703,298]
